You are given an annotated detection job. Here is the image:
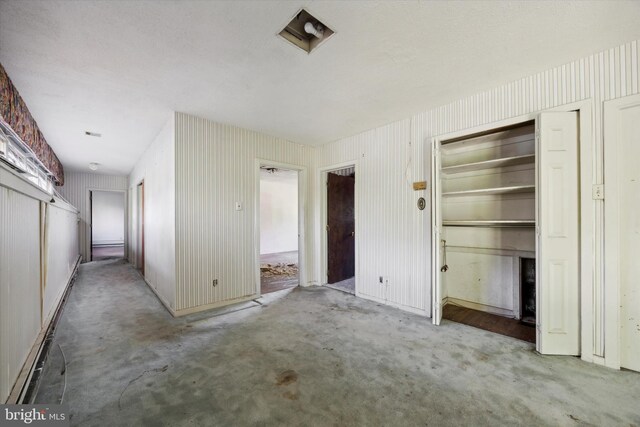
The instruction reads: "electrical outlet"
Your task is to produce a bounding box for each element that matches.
[212,279,218,287]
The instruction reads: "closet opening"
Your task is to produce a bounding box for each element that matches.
[259,167,300,294]
[438,122,537,343]
[432,113,580,355]
[324,166,355,295]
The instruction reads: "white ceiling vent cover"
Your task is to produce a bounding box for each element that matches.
[278,8,334,54]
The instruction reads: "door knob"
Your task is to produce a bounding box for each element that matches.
[351,231,355,237]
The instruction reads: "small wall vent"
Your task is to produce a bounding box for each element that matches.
[278,8,334,54]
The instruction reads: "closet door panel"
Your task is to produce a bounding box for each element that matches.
[537,112,580,355]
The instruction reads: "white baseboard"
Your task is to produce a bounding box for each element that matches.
[355,290,430,317]
[140,274,257,318]
[92,241,124,247]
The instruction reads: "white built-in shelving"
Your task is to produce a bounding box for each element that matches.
[441,154,534,175]
[440,127,535,228]
[442,220,535,228]
[442,185,535,198]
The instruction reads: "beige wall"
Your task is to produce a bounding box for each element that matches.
[0,165,79,403]
[128,115,176,311]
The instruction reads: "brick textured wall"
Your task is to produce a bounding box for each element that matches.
[0,63,64,185]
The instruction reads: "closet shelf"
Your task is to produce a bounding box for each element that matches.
[442,185,535,197]
[443,220,535,228]
[441,154,535,175]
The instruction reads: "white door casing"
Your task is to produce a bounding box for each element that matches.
[536,112,580,355]
[604,94,640,372]
[431,139,443,325]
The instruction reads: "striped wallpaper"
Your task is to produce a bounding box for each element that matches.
[174,113,316,312]
[0,186,41,402]
[1,168,78,403]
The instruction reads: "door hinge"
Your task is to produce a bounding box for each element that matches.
[326,224,330,231]
[592,184,604,200]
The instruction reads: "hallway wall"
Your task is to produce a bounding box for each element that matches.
[174,112,315,312]
[128,115,176,311]
[0,164,79,403]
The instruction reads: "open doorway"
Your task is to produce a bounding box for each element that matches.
[259,167,299,294]
[324,166,355,294]
[90,190,126,261]
[136,181,145,276]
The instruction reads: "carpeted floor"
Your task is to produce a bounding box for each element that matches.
[326,276,355,294]
[34,260,640,426]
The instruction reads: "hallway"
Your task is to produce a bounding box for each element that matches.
[35,260,640,426]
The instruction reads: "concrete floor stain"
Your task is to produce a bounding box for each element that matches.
[275,370,298,386]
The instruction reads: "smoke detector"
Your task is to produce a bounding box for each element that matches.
[279,8,334,54]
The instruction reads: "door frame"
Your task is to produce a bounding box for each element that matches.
[86,188,128,262]
[318,161,358,294]
[603,93,640,370]
[254,159,308,297]
[134,181,145,276]
[430,99,594,361]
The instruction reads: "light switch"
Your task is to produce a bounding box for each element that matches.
[592,185,604,200]
[235,202,242,211]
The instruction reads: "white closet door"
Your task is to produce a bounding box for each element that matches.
[536,112,580,355]
[604,94,640,372]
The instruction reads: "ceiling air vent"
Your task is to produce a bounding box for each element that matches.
[279,8,334,54]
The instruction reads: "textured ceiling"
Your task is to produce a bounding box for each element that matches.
[1,1,639,175]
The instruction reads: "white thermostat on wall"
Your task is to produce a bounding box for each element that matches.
[235,202,242,211]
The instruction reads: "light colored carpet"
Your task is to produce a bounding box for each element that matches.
[35,260,640,426]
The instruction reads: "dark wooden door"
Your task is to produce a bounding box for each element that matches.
[327,172,355,284]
